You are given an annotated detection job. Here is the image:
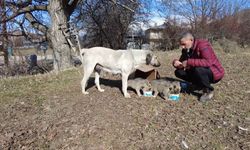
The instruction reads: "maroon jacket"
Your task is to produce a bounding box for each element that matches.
[177,39,224,81]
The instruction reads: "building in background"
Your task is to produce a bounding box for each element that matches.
[126,24,146,49]
[145,24,167,51]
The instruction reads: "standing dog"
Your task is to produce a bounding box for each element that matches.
[151,79,181,100]
[80,47,160,98]
[127,78,151,96]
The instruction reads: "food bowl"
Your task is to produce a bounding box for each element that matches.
[169,94,180,101]
[143,91,153,97]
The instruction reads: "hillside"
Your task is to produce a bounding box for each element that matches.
[0,50,249,149]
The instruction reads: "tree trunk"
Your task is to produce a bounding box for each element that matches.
[48,0,72,72]
[1,0,9,66]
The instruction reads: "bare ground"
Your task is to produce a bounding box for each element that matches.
[0,50,249,150]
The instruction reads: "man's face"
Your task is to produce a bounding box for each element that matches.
[180,39,193,49]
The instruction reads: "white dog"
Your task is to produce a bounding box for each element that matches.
[80,47,160,98]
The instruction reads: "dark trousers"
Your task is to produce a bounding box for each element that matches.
[175,67,218,91]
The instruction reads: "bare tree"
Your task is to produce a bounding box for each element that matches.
[161,0,225,37]
[238,9,250,47]
[0,0,138,72]
[160,0,249,38]
[0,0,82,72]
[0,0,9,65]
[73,0,139,49]
[162,20,183,50]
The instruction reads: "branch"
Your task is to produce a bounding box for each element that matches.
[14,17,46,45]
[66,0,80,15]
[0,32,27,37]
[2,5,48,23]
[109,0,136,12]
[5,0,32,8]
[24,12,48,34]
[15,18,33,42]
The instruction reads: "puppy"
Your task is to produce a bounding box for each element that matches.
[151,79,181,100]
[127,78,151,96]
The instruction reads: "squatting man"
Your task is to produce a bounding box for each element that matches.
[172,32,225,102]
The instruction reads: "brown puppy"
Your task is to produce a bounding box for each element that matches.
[127,78,151,96]
[151,79,181,100]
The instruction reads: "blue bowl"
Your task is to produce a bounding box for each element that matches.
[169,94,180,101]
[143,91,153,97]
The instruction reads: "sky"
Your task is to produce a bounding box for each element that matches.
[3,0,250,32]
[143,0,250,27]
[148,1,166,26]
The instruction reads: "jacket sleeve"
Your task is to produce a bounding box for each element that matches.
[187,43,213,67]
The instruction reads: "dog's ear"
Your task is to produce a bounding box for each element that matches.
[80,49,85,56]
[146,53,152,65]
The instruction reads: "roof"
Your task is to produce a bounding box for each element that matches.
[146,24,167,32]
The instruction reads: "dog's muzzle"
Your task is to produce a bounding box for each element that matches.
[150,60,161,67]
[153,62,161,67]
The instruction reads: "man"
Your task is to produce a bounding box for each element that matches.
[173,32,224,102]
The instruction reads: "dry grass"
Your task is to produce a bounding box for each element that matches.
[0,50,250,149]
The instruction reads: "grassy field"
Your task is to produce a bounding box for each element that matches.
[0,50,249,149]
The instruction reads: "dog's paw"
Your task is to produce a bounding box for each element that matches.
[124,93,131,98]
[98,89,105,92]
[137,93,142,97]
[82,91,89,95]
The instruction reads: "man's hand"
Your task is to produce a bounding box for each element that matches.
[182,60,187,68]
[182,60,190,70]
[173,60,184,69]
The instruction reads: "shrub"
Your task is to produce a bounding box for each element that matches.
[216,38,242,53]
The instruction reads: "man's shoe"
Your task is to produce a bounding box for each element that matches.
[199,89,214,102]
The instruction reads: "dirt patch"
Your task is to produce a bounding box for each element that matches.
[0,51,250,149]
